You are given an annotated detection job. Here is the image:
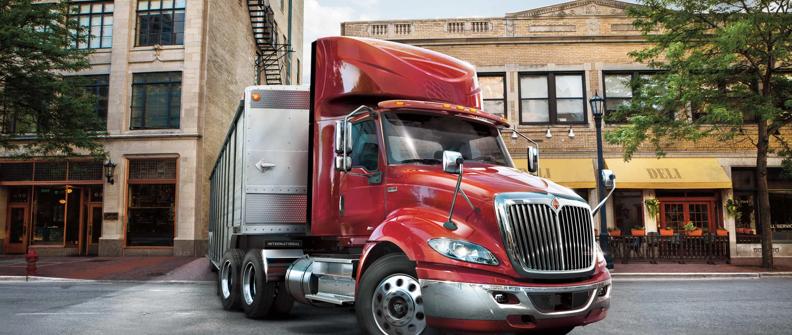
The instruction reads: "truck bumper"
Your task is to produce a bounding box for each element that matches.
[419,278,610,332]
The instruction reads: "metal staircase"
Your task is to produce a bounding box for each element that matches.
[247,0,291,85]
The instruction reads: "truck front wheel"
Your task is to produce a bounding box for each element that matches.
[356,253,426,335]
[218,249,244,310]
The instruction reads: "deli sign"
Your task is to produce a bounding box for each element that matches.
[646,168,683,180]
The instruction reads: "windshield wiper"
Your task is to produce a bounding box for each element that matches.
[398,158,442,165]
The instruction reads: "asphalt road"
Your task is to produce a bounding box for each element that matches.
[0,278,790,335]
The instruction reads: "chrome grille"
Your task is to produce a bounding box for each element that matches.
[500,199,595,274]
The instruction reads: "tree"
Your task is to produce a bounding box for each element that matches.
[606,0,792,269]
[0,0,104,157]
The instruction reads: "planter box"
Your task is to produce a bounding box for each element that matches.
[686,229,704,237]
[631,229,646,237]
[660,229,675,237]
[608,230,622,237]
[716,229,729,237]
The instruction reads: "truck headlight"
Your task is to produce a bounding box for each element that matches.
[428,238,499,266]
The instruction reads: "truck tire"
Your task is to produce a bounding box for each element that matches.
[240,249,278,319]
[268,281,294,318]
[218,249,244,310]
[356,253,426,335]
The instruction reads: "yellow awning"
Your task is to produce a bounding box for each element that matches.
[605,158,732,189]
[513,158,596,189]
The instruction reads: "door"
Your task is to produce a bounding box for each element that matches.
[660,201,715,232]
[84,204,102,256]
[339,119,386,236]
[5,205,29,254]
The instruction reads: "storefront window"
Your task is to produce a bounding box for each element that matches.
[613,191,643,233]
[126,158,177,246]
[732,167,792,243]
[770,193,792,242]
[32,187,66,245]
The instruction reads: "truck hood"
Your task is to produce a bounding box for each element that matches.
[387,163,584,202]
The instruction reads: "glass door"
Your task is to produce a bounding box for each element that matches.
[85,204,102,255]
[660,201,715,232]
[4,205,29,254]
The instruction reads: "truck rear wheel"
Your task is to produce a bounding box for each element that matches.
[219,249,244,310]
[356,253,426,335]
[240,249,278,319]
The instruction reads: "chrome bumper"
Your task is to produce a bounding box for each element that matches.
[418,279,611,321]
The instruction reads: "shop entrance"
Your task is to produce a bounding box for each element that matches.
[4,204,29,254]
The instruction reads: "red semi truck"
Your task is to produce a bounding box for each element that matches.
[208,36,613,334]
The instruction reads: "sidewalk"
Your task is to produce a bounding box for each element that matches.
[610,257,792,278]
[0,255,214,282]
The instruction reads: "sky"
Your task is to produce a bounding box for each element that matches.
[300,0,636,83]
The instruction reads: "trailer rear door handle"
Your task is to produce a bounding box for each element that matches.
[255,160,276,172]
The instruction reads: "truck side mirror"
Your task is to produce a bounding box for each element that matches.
[601,169,616,189]
[442,151,463,174]
[526,147,539,174]
[334,121,353,171]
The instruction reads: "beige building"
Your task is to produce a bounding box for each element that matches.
[343,0,792,259]
[0,0,304,256]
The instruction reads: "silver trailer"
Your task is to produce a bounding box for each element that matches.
[208,85,310,269]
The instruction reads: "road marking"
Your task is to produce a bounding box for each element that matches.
[16,312,104,316]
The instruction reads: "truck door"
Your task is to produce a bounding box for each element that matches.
[339,119,386,236]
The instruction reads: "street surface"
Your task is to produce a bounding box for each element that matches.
[0,278,790,335]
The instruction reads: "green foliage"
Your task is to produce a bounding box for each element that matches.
[606,0,792,162]
[644,198,660,218]
[0,0,105,157]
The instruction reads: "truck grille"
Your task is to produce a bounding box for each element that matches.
[500,201,595,275]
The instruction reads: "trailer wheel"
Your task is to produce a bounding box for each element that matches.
[240,249,278,319]
[218,249,244,310]
[356,253,426,335]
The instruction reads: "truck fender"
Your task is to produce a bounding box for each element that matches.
[355,206,478,285]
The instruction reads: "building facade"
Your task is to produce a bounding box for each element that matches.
[342,0,792,259]
[0,0,304,256]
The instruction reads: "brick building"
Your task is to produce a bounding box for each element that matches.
[0,0,304,257]
[342,0,792,259]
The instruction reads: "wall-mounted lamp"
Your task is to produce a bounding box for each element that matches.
[104,159,116,185]
[545,127,553,139]
[567,126,576,139]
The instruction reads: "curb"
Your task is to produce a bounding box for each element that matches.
[612,272,792,279]
[0,276,214,284]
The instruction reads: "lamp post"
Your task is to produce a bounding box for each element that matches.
[589,92,613,269]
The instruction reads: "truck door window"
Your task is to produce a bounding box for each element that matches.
[350,120,379,171]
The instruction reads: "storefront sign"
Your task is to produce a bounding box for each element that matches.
[103,212,119,220]
[646,168,683,180]
[753,247,780,255]
[771,224,792,230]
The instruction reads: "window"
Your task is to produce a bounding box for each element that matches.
[127,158,177,246]
[471,21,490,32]
[603,71,660,123]
[478,73,506,118]
[382,112,510,167]
[350,120,379,171]
[519,73,585,124]
[613,191,644,233]
[394,24,412,35]
[131,72,181,129]
[371,24,387,35]
[447,22,464,33]
[136,0,185,46]
[74,75,110,130]
[69,1,114,49]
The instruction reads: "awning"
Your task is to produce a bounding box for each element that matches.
[513,158,596,189]
[605,158,732,189]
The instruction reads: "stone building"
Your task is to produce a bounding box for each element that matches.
[342,0,792,259]
[0,0,304,256]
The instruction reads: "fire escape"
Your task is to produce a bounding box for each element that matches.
[247,0,291,85]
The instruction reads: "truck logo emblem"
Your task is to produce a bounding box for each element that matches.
[551,197,560,210]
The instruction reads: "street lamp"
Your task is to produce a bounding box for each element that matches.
[589,92,613,269]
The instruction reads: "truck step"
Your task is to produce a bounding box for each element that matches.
[304,293,355,305]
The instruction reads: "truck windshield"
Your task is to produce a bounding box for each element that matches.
[381,111,511,167]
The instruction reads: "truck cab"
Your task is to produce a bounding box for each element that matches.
[209,37,611,335]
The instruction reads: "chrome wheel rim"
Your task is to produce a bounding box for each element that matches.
[242,262,256,305]
[220,259,233,299]
[372,274,425,335]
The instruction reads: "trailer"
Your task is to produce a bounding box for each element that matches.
[208,37,613,335]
